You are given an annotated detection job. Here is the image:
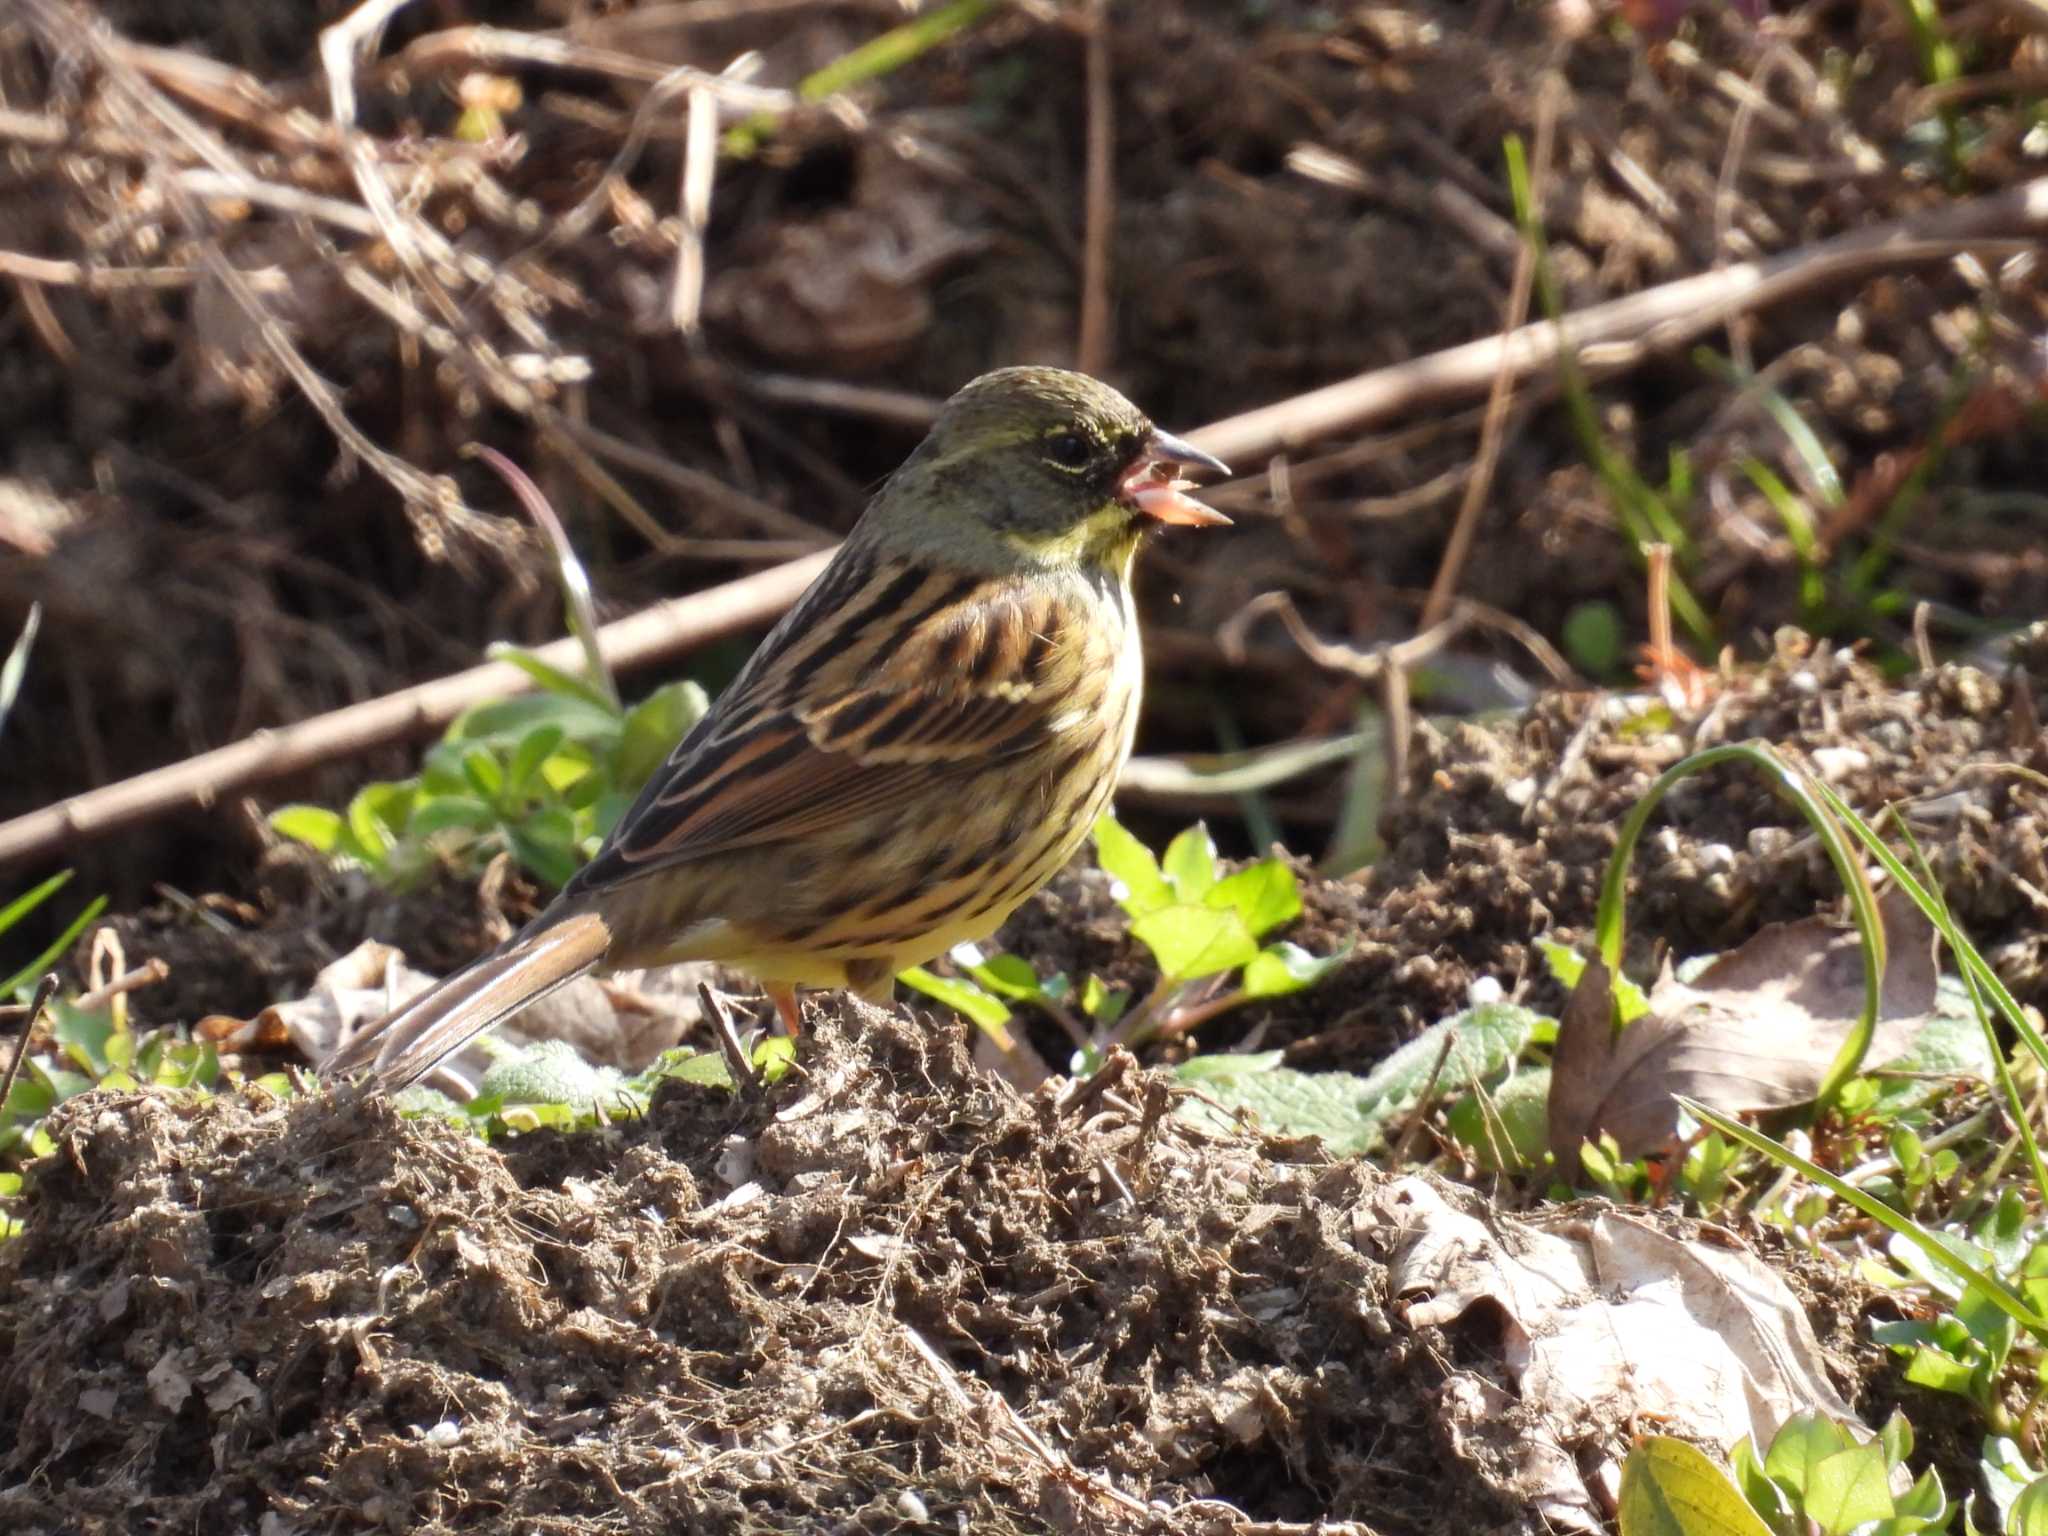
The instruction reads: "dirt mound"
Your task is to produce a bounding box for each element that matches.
[1,1005,1549,1534]
[1006,628,2048,1069]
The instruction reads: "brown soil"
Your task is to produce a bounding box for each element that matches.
[4,1004,1529,1534]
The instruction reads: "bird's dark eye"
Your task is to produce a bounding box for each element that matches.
[1043,431,1092,470]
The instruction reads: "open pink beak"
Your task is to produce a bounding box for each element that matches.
[1120,429,1232,527]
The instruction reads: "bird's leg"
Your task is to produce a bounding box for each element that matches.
[765,981,802,1037]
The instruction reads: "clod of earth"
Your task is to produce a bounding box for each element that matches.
[0,1004,1893,1534]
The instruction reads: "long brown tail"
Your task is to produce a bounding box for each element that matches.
[320,909,614,1091]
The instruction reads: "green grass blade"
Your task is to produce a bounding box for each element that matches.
[1593,742,1884,1108]
[0,601,38,742]
[0,870,71,940]
[0,892,108,998]
[1685,1096,2047,1334]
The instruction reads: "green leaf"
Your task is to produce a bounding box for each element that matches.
[407,795,497,839]
[1174,1055,1379,1154]
[967,954,1052,1003]
[1080,974,1128,1024]
[461,746,507,803]
[1616,1437,1775,1536]
[1162,823,1218,900]
[3,1066,55,1120]
[2010,1478,2048,1536]
[615,681,708,792]
[1802,1441,1894,1535]
[474,1038,616,1110]
[1562,601,1625,677]
[1242,940,1347,999]
[0,890,108,999]
[0,870,71,941]
[1353,1002,1541,1118]
[51,1001,116,1075]
[1764,1414,1853,1500]
[447,691,622,751]
[508,807,584,889]
[346,782,414,866]
[898,966,1013,1032]
[1175,1049,1285,1083]
[508,725,567,800]
[1445,1065,1551,1172]
[1093,816,1171,915]
[269,805,346,854]
[1728,1436,1789,1527]
[487,643,621,715]
[1537,937,1650,1023]
[1205,860,1302,939]
[1895,1466,1947,1524]
[1128,904,1259,982]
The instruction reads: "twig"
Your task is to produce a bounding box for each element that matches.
[0,550,832,868]
[1192,176,2048,466]
[72,958,170,1014]
[700,983,758,1092]
[670,77,722,335]
[722,369,943,427]
[1420,78,1552,628]
[14,0,505,554]
[1389,1027,1459,1166]
[555,417,835,544]
[1713,44,1806,373]
[0,974,59,1118]
[1075,0,1114,376]
[384,23,796,109]
[0,253,225,290]
[898,1324,1154,1521]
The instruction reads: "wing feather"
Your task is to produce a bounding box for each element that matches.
[566,551,1106,893]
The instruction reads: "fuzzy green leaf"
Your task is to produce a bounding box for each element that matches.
[1802,1442,1893,1535]
[1175,1054,1379,1153]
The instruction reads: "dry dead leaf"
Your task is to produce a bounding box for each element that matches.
[217,940,706,1086]
[1382,1177,1871,1528]
[1548,887,1943,1174]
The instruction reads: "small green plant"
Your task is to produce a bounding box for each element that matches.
[900,815,1346,1064]
[1570,743,2048,1470]
[1,992,231,1169]
[0,874,245,1185]
[272,652,707,891]
[396,1032,797,1139]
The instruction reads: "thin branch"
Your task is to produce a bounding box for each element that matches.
[1420,76,1553,628]
[1075,0,1114,376]
[1189,176,2048,467]
[0,551,833,867]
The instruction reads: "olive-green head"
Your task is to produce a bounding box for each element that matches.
[863,366,1230,574]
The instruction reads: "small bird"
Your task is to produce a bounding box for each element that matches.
[323,367,1229,1089]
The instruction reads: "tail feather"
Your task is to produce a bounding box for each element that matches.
[321,911,614,1091]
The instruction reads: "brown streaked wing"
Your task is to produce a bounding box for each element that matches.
[569,557,1099,888]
